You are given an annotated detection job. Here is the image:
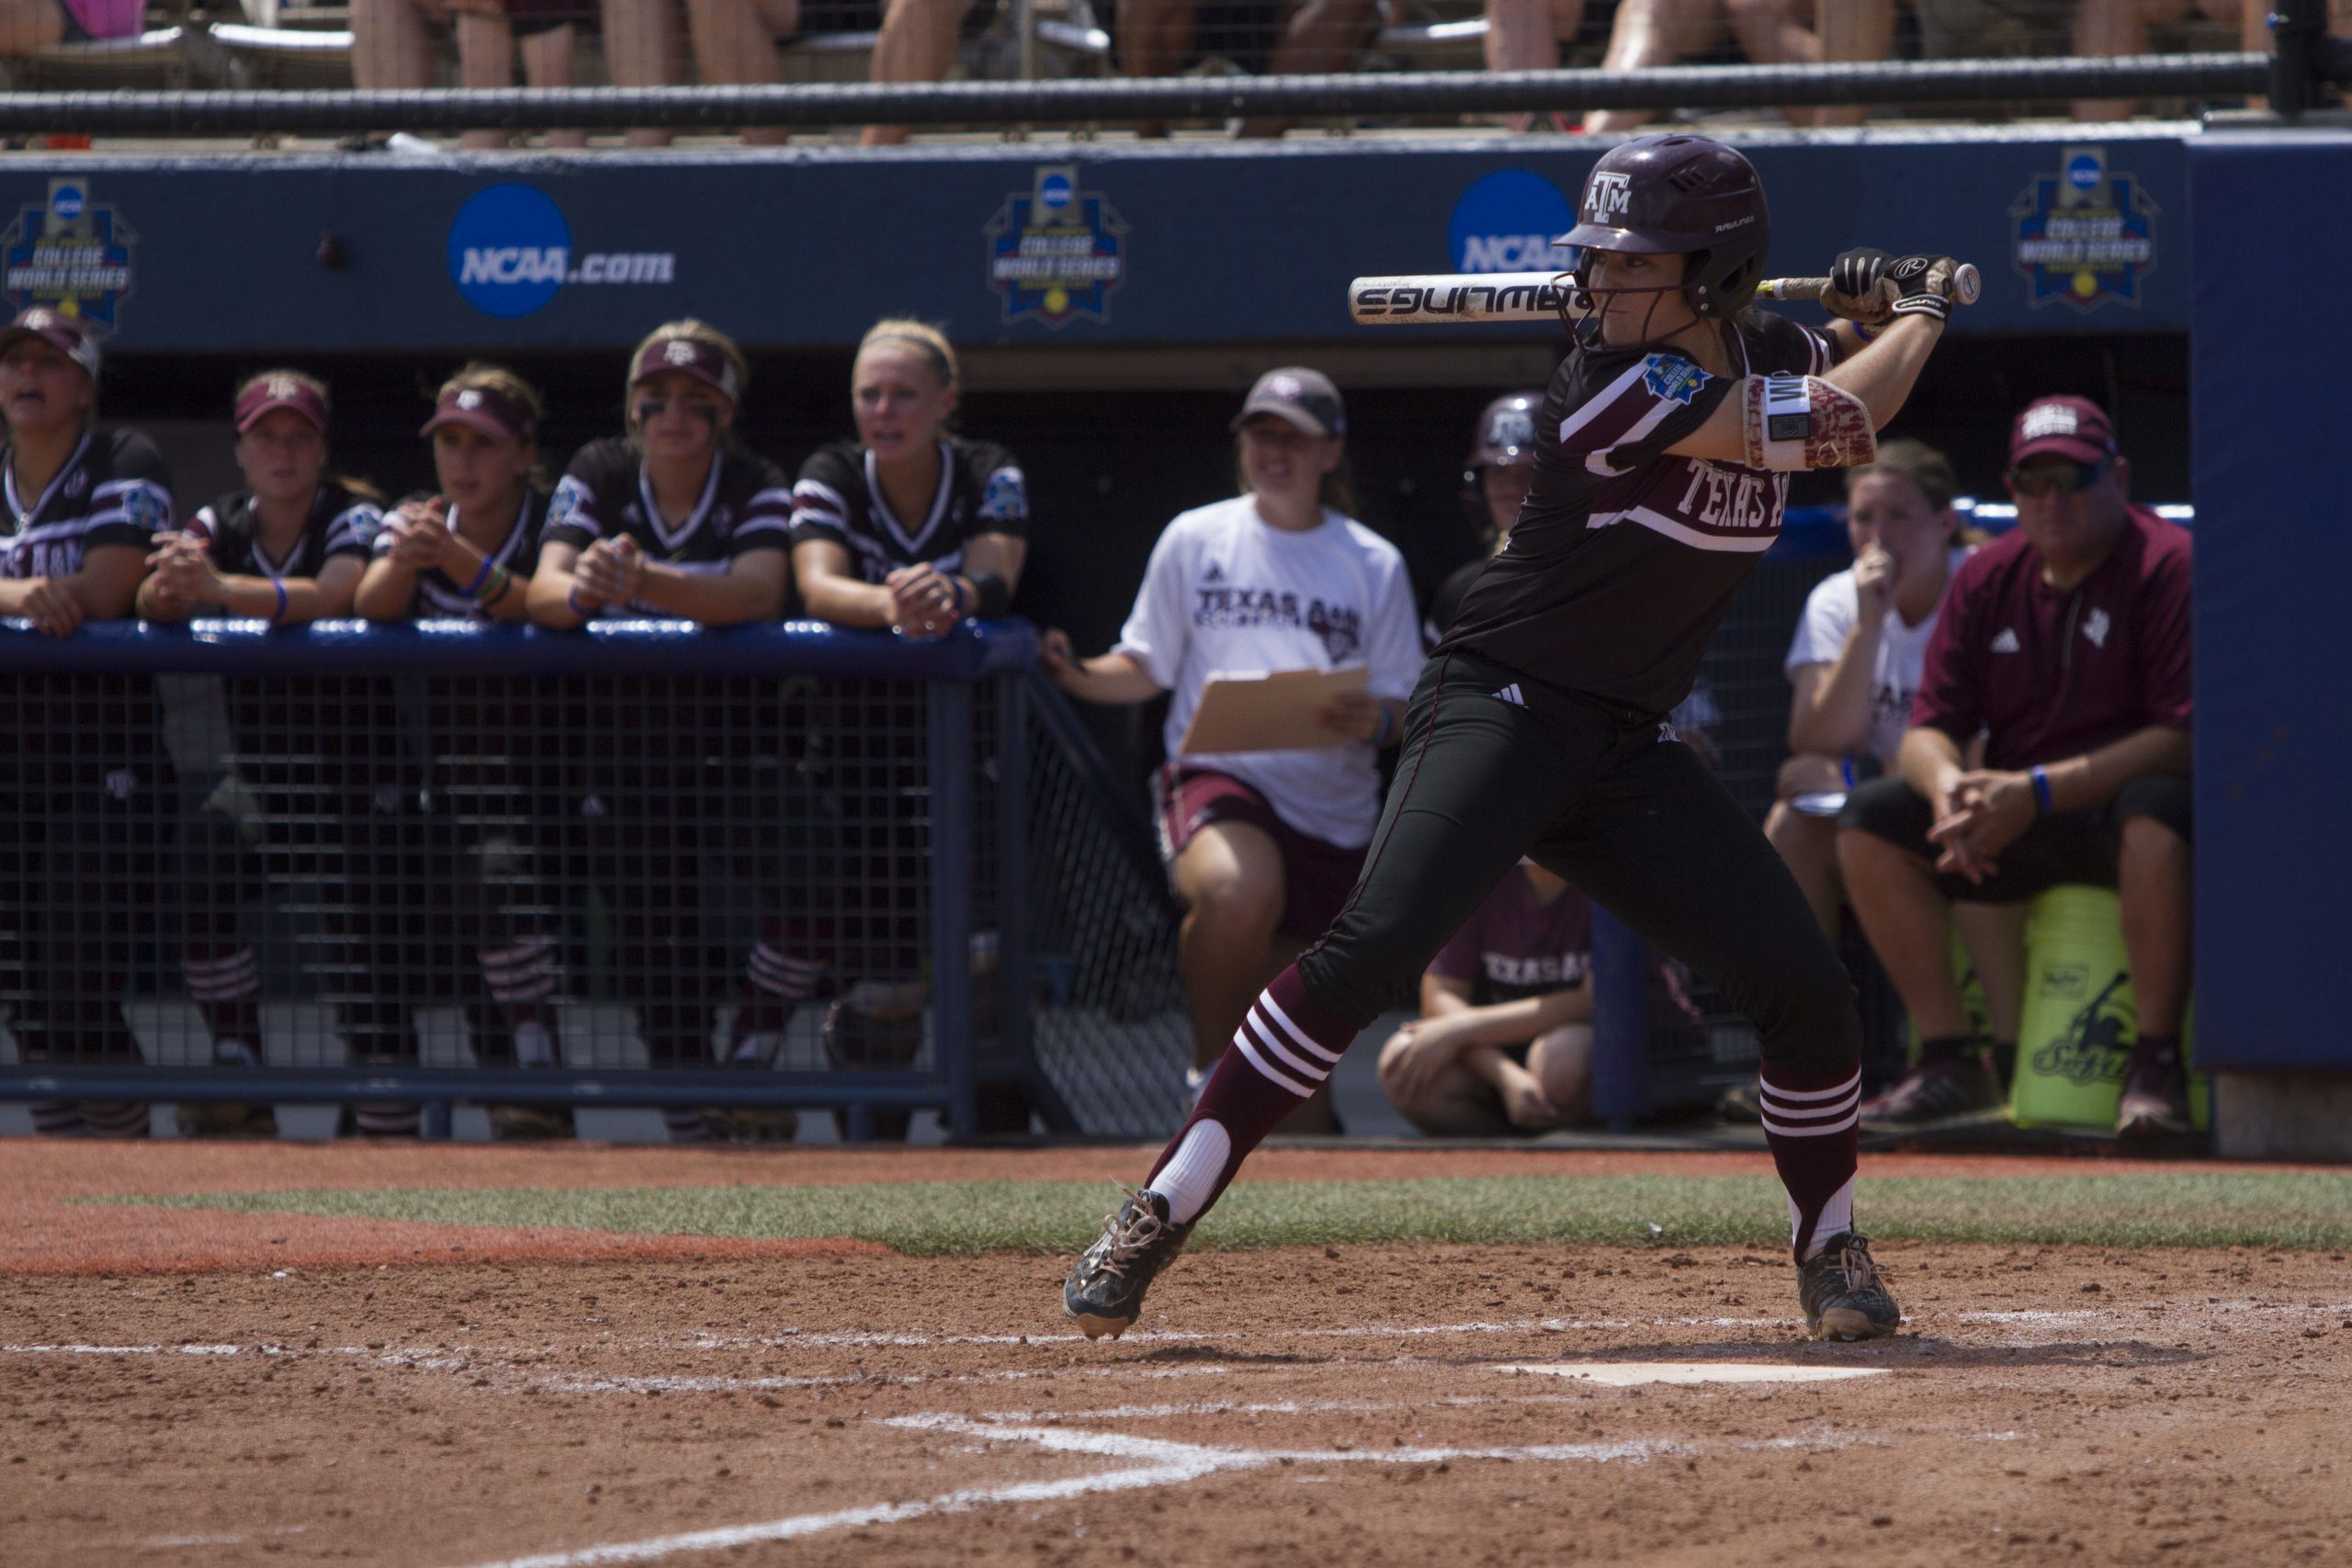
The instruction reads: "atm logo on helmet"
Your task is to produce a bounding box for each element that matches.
[1586,171,1633,223]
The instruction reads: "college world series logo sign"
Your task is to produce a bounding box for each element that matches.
[2,179,135,335]
[2010,145,2158,311]
[984,166,1128,328]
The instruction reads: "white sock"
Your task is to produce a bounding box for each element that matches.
[513,1021,556,1069]
[1793,1175,1856,1260]
[1151,1119,1231,1224]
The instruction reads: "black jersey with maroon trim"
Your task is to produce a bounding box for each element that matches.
[1439,312,1836,715]
[189,483,381,579]
[0,428,174,581]
[541,437,792,616]
[373,489,547,620]
[787,437,1027,584]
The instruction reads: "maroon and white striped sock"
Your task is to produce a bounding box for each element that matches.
[729,936,820,1064]
[183,946,262,1063]
[1146,964,1354,1224]
[1758,1064,1860,1261]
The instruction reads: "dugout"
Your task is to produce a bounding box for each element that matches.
[18,120,2339,1144]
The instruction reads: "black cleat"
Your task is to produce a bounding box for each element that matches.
[1798,1232,1901,1342]
[1063,1184,1193,1341]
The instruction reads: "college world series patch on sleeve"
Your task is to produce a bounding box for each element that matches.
[1641,354,1712,406]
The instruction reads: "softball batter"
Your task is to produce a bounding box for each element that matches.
[1065,133,1963,1343]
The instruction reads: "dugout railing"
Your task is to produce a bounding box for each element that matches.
[0,618,1197,1141]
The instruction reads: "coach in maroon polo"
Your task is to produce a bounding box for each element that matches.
[1837,395,2195,1138]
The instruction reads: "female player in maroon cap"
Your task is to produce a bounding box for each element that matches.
[526,321,797,1143]
[140,369,385,1137]
[1063,133,1966,1344]
[355,364,572,1139]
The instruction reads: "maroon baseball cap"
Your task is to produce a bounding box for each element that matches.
[2009,396,2118,467]
[235,371,330,434]
[630,333,741,404]
[421,384,537,444]
[0,307,99,378]
[1233,367,1346,439]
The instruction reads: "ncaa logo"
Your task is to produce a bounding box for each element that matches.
[49,184,85,221]
[1037,170,1075,215]
[2064,152,2103,192]
[1447,168,1575,275]
[447,184,572,320]
[1586,171,1633,223]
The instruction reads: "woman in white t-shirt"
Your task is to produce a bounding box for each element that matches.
[1040,368,1424,1132]
[1767,439,1976,936]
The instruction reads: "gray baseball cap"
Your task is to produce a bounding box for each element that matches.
[1232,367,1346,439]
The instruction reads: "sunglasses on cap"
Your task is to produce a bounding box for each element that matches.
[2007,456,2109,498]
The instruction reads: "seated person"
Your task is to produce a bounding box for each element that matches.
[1838,396,2194,1138]
[685,0,1002,146]
[1114,0,1379,137]
[2064,0,2344,119]
[1582,0,1891,133]
[0,0,141,54]
[352,0,593,151]
[1378,860,1596,1136]
[1768,439,1974,938]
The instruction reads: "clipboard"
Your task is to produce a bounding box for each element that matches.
[1178,664,1368,755]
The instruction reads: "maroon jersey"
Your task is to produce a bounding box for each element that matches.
[1428,869,1594,1006]
[1439,311,1835,714]
[1909,505,2191,772]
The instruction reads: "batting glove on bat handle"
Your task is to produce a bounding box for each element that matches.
[1822,247,1895,325]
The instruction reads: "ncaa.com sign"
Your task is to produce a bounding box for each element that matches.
[447,183,677,320]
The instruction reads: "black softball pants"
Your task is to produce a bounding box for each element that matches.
[1296,650,1860,1082]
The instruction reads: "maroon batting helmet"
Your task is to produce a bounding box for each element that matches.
[1465,390,1545,470]
[1556,134,1771,321]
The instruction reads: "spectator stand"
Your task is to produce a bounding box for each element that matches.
[0,618,1199,1140]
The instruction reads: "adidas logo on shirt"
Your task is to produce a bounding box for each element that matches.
[1492,683,1527,707]
[1990,628,2021,654]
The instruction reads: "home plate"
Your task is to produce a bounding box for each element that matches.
[1494,1362,1889,1386]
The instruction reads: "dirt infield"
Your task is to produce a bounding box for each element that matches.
[5,1142,2350,1565]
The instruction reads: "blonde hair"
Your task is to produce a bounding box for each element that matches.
[625,319,748,452]
[1847,437,1981,546]
[855,318,958,389]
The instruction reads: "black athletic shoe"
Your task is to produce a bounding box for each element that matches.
[1797,1232,1901,1342]
[1063,1185,1193,1340]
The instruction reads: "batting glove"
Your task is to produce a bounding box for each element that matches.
[1823,248,1895,326]
[1887,254,1959,322]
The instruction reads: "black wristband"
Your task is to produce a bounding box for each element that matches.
[1891,292,1951,322]
[969,571,1012,618]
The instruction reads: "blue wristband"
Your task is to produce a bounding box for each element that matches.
[1839,756,1858,791]
[462,554,497,596]
[1852,320,1881,344]
[2030,765,2054,816]
[268,578,288,626]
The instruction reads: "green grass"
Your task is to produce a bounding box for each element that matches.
[87,1170,2352,1254]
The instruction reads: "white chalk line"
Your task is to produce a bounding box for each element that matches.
[455,1413,1684,1568]
[17,1295,2344,1371]
[1495,1361,1889,1386]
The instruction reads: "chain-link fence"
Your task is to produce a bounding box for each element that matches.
[0,618,1203,1140]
